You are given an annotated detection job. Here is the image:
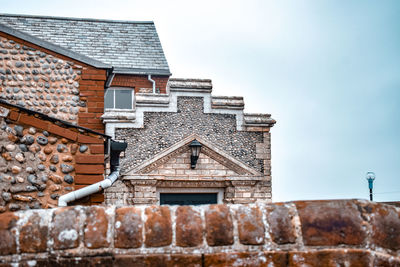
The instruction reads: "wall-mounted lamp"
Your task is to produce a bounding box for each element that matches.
[189,139,202,169]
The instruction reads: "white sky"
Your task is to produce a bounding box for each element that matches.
[1,0,400,202]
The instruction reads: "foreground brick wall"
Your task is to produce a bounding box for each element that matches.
[0,200,399,266]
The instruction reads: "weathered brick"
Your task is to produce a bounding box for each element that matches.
[75,174,104,184]
[236,206,265,245]
[295,200,366,246]
[75,164,104,174]
[145,206,172,247]
[265,203,296,244]
[51,207,80,250]
[78,113,96,118]
[49,256,113,266]
[81,73,107,80]
[0,212,18,255]
[114,254,202,267]
[115,207,143,248]
[76,154,104,164]
[90,192,105,203]
[205,205,234,246]
[204,252,287,267]
[90,144,104,154]
[373,255,400,267]
[236,205,264,245]
[84,206,109,248]
[77,134,103,144]
[288,249,372,267]
[48,124,78,141]
[19,114,49,131]
[176,206,203,247]
[8,110,19,121]
[359,201,400,250]
[19,211,48,253]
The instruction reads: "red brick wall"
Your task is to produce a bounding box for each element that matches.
[111,74,169,94]
[78,69,106,132]
[0,200,399,266]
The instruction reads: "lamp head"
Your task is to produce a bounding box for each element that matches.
[189,139,202,169]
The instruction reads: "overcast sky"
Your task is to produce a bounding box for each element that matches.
[2,0,399,202]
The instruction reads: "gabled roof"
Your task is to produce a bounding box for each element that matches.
[0,14,170,75]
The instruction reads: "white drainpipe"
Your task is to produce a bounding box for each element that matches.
[58,168,120,207]
[148,74,156,93]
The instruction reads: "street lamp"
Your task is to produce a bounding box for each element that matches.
[366,171,376,201]
[189,139,202,169]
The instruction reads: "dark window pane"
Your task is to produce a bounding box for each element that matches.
[160,193,217,205]
[105,89,114,109]
[115,90,132,109]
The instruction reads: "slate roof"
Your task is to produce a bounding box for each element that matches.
[0,14,170,74]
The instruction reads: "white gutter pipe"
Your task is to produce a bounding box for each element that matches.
[58,168,120,207]
[148,74,156,93]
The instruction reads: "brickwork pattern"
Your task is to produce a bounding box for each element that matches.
[117,97,264,173]
[0,200,399,266]
[148,149,238,176]
[0,103,105,212]
[111,74,169,94]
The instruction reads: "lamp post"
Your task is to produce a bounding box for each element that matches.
[366,171,376,201]
[189,139,202,169]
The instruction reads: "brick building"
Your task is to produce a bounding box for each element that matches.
[0,14,275,209]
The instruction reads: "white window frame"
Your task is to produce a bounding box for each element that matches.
[104,87,135,111]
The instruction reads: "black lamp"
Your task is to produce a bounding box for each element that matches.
[189,139,202,169]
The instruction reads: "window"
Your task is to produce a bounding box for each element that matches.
[160,193,218,205]
[105,88,134,110]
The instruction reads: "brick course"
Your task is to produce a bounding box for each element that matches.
[0,200,399,266]
[111,74,169,94]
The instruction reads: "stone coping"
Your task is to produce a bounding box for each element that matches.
[0,200,399,266]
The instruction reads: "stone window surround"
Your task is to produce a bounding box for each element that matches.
[156,188,224,205]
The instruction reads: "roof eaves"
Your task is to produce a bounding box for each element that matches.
[113,67,171,76]
[0,23,112,69]
[0,13,154,25]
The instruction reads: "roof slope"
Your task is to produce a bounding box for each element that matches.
[0,14,170,74]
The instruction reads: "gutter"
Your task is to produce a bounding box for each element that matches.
[58,140,127,207]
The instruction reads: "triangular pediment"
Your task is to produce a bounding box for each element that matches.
[123,134,261,176]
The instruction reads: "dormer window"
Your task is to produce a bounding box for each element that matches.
[105,88,134,110]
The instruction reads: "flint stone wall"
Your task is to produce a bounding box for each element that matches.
[0,102,106,212]
[0,200,399,266]
[117,97,265,173]
[0,32,107,133]
[0,35,82,123]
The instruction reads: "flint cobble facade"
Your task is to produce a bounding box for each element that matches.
[0,200,399,266]
[0,35,82,123]
[117,97,264,173]
[0,101,106,212]
[0,32,107,132]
